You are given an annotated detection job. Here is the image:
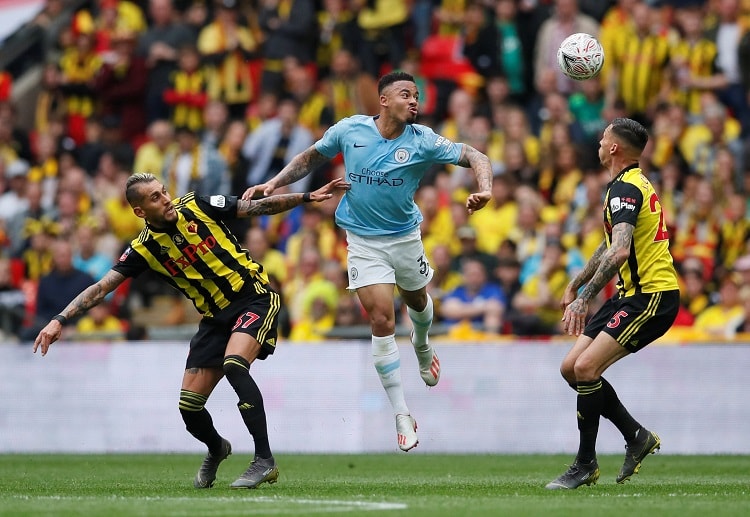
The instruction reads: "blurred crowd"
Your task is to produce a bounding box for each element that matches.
[1,0,750,344]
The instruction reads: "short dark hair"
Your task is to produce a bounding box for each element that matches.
[378,71,415,94]
[610,117,649,153]
[125,172,158,206]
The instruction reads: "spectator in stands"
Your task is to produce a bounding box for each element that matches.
[72,224,113,282]
[694,272,745,338]
[257,0,318,93]
[706,0,750,136]
[426,242,463,322]
[21,239,95,341]
[0,160,31,223]
[198,0,259,120]
[492,0,533,104]
[161,125,229,197]
[242,96,314,193]
[244,226,288,284]
[604,1,670,124]
[322,48,379,121]
[533,0,599,96]
[218,119,250,200]
[512,237,569,336]
[353,0,410,79]
[284,63,334,139]
[672,178,722,279]
[316,0,358,80]
[450,225,499,280]
[199,100,230,151]
[470,173,518,256]
[0,256,25,339]
[440,256,506,335]
[460,1,499,81]
[74,302,126,341]
[163,44,208,133]
[138,0,195,122]
[58,12,102,146]
[133,120,176,180]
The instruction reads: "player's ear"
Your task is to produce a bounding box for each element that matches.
[132,206,146,219]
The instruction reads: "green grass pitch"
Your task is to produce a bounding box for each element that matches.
[2,454,748,516]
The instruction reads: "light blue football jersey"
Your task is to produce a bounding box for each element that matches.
[315,115,463,236]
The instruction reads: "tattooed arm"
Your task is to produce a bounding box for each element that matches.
[561,223,633,336]
[237,177,349,217]
[241,146,330,200]
[33,270,127,355]
[457,144,493,214]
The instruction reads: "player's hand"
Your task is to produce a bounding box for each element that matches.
[561,297,588,336]
[308,178,350,202]
[466,190,491,214]
[33,320,63,356]
[559,283,578,311]
[242,182,276,201]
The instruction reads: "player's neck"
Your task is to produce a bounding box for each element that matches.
[609,158,640,178]
[374,115,405,140]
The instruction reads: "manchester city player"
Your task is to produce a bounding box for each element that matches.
[243,71,493,451]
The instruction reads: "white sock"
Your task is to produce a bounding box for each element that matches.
[372,334,409,416]
[408,294,433,351]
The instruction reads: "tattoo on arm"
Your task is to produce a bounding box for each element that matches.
[569,242,607,290]
[273,146,328,188]
[579,224,633,301]
[237,194,303,217]
[60,270,126,320]
[457,144,492,191]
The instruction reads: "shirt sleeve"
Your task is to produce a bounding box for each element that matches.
[608,182,643,227]
[314,120,343,158]
[195,194,240,220]
[420,125,463,165]
[111,246,150,278]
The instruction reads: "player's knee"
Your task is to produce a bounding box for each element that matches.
[223,355,250,382]
[573,357,598,381]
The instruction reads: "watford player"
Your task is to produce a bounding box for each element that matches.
[546,118,680,490]
[33,173,348,489]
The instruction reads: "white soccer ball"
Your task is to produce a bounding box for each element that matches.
[557,33,604,81]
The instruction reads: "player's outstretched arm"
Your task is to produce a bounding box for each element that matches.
[33,270,127,356]
[241,145,330,200]
[237,178,350,217]
[457,144,493,214]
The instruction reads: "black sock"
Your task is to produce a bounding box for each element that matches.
[179,389,223,453]
[223,355,272,459]
[600,377,641,442]
[576,379,603,463]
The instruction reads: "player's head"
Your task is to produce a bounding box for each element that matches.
[599,118,649,167]
[378,71,419,124]
[126,172,177,226]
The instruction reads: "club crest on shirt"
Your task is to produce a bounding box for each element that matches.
[186,221,198,234]
[394,148,410,163]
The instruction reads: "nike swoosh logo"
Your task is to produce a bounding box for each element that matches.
[354,143,366,148]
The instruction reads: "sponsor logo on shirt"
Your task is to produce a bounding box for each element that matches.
[610,196,636,213]
[348,167,404,187]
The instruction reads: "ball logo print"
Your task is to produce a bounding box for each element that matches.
[557,33,604,81]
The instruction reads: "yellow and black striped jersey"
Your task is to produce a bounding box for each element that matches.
[603,165,679,296]
[610,33,671,114]
[670,38,720,115]
[113,192,268,317]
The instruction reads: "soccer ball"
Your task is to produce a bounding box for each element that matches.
[557,33,604,81]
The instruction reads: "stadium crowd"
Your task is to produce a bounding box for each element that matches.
[1,0,750,343]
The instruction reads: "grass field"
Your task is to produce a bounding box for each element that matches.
[2,453,748,516]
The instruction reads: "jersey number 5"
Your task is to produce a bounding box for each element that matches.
[649,193,669,242]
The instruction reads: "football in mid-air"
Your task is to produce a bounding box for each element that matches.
[557,33,604,81]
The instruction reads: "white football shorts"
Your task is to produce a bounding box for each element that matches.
[346,228,434,291]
